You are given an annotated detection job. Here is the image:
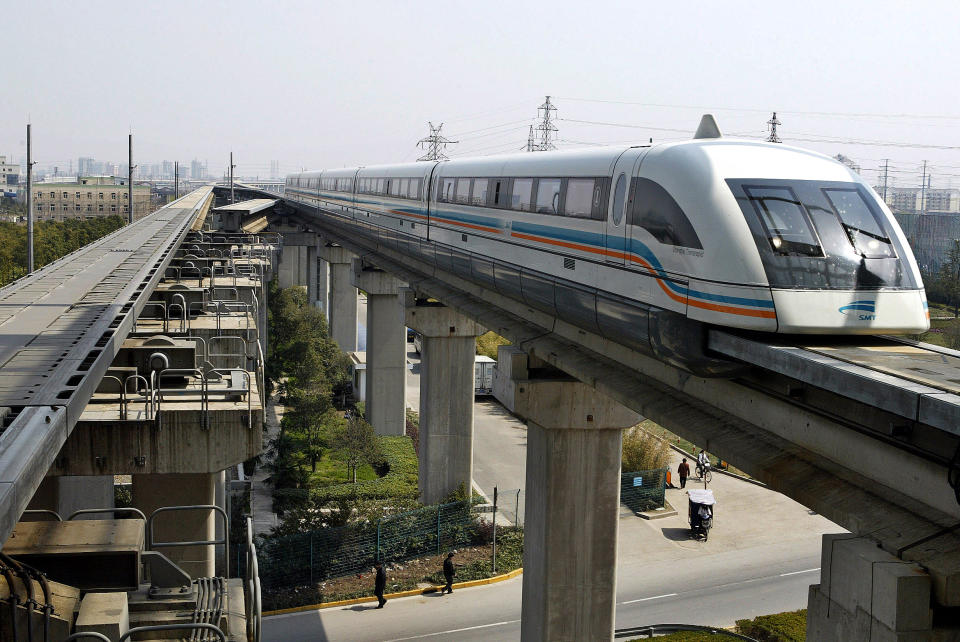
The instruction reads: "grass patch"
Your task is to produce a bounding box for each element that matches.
[307,450,378,486]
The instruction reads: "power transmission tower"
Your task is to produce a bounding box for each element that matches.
[526,125,536,152]
[766,111,782,143]
[417,122,456,161]
[534,96,558,151]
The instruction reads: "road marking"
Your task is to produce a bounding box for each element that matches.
[779,567,820,577]
[384,620,520,641]
[619,593,678,605]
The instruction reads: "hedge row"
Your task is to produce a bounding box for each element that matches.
[272,435,418,514]
[735,609,806,641]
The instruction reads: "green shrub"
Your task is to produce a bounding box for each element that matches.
[735,610,806,641]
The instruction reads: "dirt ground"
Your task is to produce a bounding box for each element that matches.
[319,544,495,599]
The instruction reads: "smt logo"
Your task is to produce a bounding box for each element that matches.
[838,300,877,320]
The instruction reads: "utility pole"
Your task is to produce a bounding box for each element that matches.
[229,152,235,203]
[417,123,456,161]
[174,161,179,200]
[128,134,136,224]
[534,96,558,151]
[26,123,35,274]
[881,159,890,202]
[526,125,536,152]
[766,112,782,143]
[920,160,928,215]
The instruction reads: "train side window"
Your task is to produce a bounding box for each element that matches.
[743,185,820,256]
[410,178,421,200]
[564,178,595,218]
[491,179,507,208]
[455,178,471,204]
[611,174,627,226]
[401,178,411,198]
[631,178,704,249]
[511,178,533,211]
[536,178,561,215]
[440,178,455,202]
[472,179,488,206]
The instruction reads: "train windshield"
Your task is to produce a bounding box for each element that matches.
[743,186,822,257]
[727,179,913,290]
[822,188,895,259]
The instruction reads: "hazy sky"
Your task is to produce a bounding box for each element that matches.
[5,0,960,188]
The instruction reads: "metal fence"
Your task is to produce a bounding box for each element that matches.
[251,500,483,590]
[620,467,668,515]
[495,488,524,527]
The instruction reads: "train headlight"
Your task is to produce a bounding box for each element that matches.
[772,237,783,249]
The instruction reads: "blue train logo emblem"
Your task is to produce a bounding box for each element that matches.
[838,300,876,320]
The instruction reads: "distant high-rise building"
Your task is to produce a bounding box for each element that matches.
[270,160,279,180]
[190,159,204,179]
[161,160,174,179]
[78,157,96,176]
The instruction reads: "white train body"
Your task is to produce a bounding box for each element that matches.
[285,137,928,372]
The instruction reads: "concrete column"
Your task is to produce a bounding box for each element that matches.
[277,245,306,289]
[518,379,640,642]
[405,293,485,504]
[26,475,114,520]
[133,472,218,579]
[807,534,935,641]
[351,260,406,436]
[316,258,329,315]
[307,244,318,306]
[320,244,358,352]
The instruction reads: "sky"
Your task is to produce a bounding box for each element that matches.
[4,0,960,189]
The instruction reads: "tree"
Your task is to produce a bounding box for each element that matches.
[332,416,383,483]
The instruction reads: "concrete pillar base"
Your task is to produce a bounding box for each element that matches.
[133,472,219,578]
[519,379,639,642]
[806,534,935,642]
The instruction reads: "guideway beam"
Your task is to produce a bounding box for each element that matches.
[404,292,484,504]
[352,260,407,436]
[520,378,639,641]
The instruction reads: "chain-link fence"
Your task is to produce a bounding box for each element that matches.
[250,500,485,591]
[494,488,524,527]
[620,467,668,515]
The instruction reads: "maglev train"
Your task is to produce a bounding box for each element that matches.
[284,117,929,374]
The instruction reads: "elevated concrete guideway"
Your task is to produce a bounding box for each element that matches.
[259,184,960,639]
[0,187,213,544]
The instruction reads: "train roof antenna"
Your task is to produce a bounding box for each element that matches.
[693,114,722,139]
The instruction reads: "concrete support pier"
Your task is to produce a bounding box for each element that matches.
[315,257,329,314]
[352,260,406,436]
[519,379,639,642]
[807,534,935,641]
[132,472,220,579]
[26,475,114,520]
[320,244,358,352]
[405,293,484,504]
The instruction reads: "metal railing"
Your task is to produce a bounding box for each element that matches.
[67,507,146,521]
[20,509,62,521]
[614,624,758,640]
[147,505,229,579]
[118,623,225,642]
[245,517,262,642]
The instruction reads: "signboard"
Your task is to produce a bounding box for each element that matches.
[633,476,643,487]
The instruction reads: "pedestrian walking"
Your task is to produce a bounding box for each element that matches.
[678,458,690,489]
[374,561,387,608]
[441,552,456,594]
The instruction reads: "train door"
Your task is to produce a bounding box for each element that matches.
[605,149,643,264]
